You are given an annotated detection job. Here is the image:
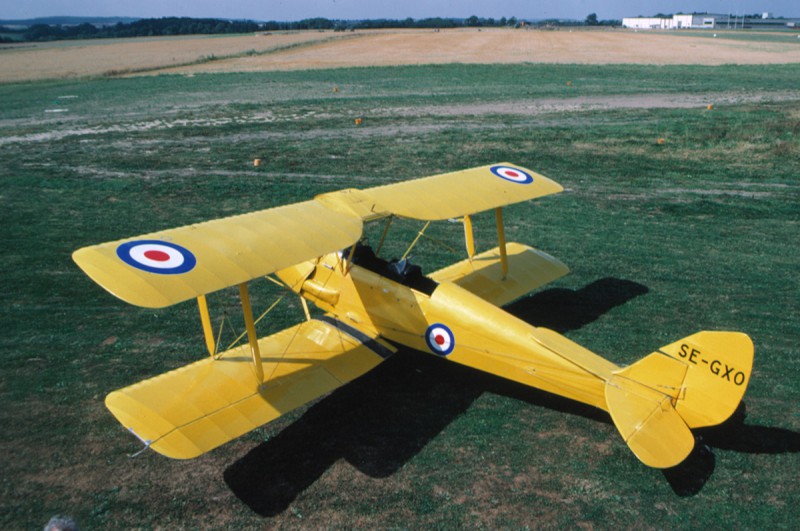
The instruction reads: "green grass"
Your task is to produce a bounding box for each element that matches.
[1,64,798,528]
[670,28,800,44]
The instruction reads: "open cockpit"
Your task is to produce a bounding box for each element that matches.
[348,241,438,295]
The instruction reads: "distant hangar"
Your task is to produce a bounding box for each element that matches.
[622,12,799,30]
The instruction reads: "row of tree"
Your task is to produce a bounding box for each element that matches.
[4,17,261,42]
[263,16,526,31]
[2,15,620,43]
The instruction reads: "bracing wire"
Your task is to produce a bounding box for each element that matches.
[224,295,285,352]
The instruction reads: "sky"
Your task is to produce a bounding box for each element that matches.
[1,0,798,22]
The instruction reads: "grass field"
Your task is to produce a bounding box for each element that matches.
[1,63,799,528]
[673,29,800,44]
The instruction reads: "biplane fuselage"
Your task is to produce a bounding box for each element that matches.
[278,249,613,412]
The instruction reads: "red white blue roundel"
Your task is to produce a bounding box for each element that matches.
[426,323,455,356]
[116,240,196,275]
[490,165,534,184]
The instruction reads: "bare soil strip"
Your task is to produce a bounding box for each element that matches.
[5,90,798,147]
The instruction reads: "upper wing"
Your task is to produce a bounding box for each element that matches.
[72,200,362,308]
[316,163,563,221]
[73,164,561,308]
[106,316,395,459]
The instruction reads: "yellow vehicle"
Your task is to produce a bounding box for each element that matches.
[73,163,753,468]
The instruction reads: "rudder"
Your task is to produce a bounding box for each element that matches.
[658,331,753,428]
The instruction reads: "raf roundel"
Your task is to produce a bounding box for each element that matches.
[116,240,197,275]
[490,165,534,185]
[425,323,455,356]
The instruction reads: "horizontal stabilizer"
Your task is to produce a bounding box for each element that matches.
[105,318,394,459]
[429,243,569,307]
[605,374,695,468]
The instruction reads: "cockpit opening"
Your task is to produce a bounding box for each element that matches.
[348,242,438,295]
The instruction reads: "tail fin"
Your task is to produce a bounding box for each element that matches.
[605,331,753,468]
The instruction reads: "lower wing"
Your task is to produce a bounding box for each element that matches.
[105,317,394,459]
[429,242,568,307]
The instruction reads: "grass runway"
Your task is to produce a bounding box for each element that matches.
[1,63,798,528]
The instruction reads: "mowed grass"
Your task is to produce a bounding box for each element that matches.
[672,28,800,44]
[1,64,798,528]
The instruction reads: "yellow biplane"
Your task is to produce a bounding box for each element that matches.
[73,163,753,468]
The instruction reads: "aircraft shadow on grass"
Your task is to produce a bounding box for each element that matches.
[222,277,798,514]
[664,403,800,497]
[223,277,642,514]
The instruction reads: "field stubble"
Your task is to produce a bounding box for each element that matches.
[2,28,800,83]
[0,31,346,82]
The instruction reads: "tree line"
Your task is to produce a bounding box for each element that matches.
[3,17,261,42]
[1,15,621,43]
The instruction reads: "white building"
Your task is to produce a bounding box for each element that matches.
[622,13,722,29]
[622,17,672,29]
[623,12,800,29]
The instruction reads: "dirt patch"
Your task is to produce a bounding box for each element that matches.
[3,91,798,148]
[375,91,800,117]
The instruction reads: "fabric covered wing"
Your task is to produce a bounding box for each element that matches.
[363,163,562,220]
[316,163,563,221]
[105,317,394,459]
[73,200,362,308]
[429,243,569,307]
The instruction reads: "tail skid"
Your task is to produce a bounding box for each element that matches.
[605,331,754,468]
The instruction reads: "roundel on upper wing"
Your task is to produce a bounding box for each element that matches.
[490,165,534,184]
[116,240,196,275]
[425,323,455,356]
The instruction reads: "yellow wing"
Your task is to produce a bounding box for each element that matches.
[106,317,395,459]
[429,243,569,307]
[73,163,562,309]
[73,200,363,308]
[316,163,563,221]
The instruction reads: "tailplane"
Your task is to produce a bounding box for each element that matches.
[605,331,753,468]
